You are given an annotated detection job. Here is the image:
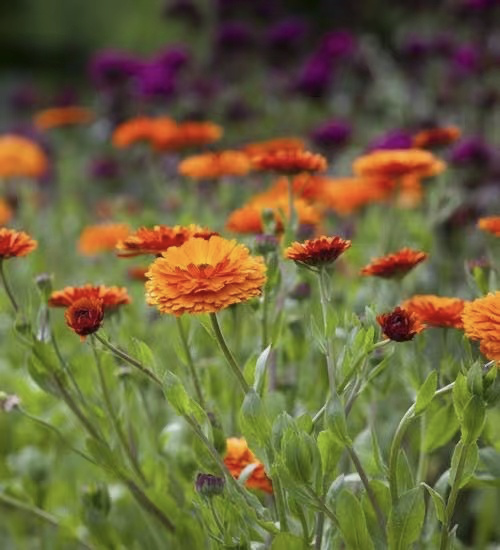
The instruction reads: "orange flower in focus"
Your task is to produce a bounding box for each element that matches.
[478,216,500,237]
[353,149,445,179]
[153,121,223,151]
[412,126,461,149]
[224,437,272,493]
[462,292,500,362]
[34,106,94,131]
[49,284,131,308]
[116,224,218,257]
[0,199,13,225]
[65,297,104,340]
[361,248,428,279]
[285,236,351,268]
[78,223,130,256]
[178,151,251,180]
[252,149,327,175]
[112,117,161,148]
[146,236,266,315]
[402,295,466,329]
[0,135,48,179]
[0,228,37,259]
[377,307,425,342]
[242,137,305,157]
[320,177,393,215]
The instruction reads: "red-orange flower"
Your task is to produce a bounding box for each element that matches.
[376,307,425,342]
[252,149,327,175]
[127,266,149,281]
[112,117,162,148]
[34,106,94,131]
[65,297,104,339]
[146,236,266,315]
[0,228,37,259]
[116,224,218,257]
[402,295,467,329]
[178,151,251,180]
[0,199,13,225]
[48,284,131,309]
[153,121,223,151]
[224,437,272,493]
[412,126,461,149]
[462,292,500,362]
[0,135,48,179]
[285,236,351,268]
[361,248,428,279]
[78,223,130,256]
[242,137,305,157]
[477,216,500,237]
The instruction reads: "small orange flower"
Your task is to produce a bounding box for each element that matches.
[265,174,330,204]
[242,137,305,157]
[116,224,218,257]
[127,266,149,281]
[252,149,327,175]
[0,135,48,179]
[65,297,104,339]
[462,292,500,362]
[477,216,500,237]
[178,151,251,180]
[146,236,266,316]
[412,126,461,149]
[153,121,223,151]
[320,177,393,215]
[34,106,94,131]
[361,248,428,279]
[377,307,425,342]
[285,236,351,268]
[224,437,272,493]
[111,117,162,149]
[78,223,130,256]
[48,284,131,309]
[0,199,13,225]
[402,295,467,329]
[0,228,37,259]
[353,149,446,179]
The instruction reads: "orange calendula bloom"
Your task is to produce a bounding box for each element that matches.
[0,199,13,225]
[112,117,162,148]
[242,137,305,157]
[0,134,48,179]
[252,149,327,175]
[462,292,500,362]
[116,224,218,257]
[320,177,393,215]
[146,236,266,315]
[361,248,428,279]
[353,149,446,179]
[48,284,131,309]
[377,307,425,342]
[412,126,461,149]
[402,295,467,329]
[224,437,272,493]
[153,121,223,151]
[0,228,37,259]
[78,223,130,256]
[65,297,104,339]
[285,236,351,268]
[477,216,500,237]
[34,106,94,131]
[178,151,251,180]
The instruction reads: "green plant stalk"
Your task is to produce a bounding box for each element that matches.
[209,313,250,394]
[284,175,296,245]
[416,414,429,484]
[305,487,340,529]
[261,284,269,349]
[317,269,336,396]
[0,260,19,313]
[295,503,310,544]
[208,498,227,543]
[273,474,289,532]
[314,510,325,550]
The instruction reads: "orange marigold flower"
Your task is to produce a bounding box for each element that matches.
[34,106,94,131]
[412,126,461,149]
[78,223,130,256]
[265,174,330,204]
[116,224,218,257]
[377,307,425,342]
[0,228,37,259]
[153,121,223,151]
[145,236,266,315]
[353,149,446,179]
[285,236,351,268]
[64,297,104,339]
[48,284,131,309]
[462,292,500,362]
[224,437,272,493]
[252,149,327,175]
[401,295,467,329]
[0,199,13,225]
[477,216,500,237]
[111,116,160,148]
[361,248,428,279]
[178,151,251,180]
[0,134,48,179]
[242,137,305,157]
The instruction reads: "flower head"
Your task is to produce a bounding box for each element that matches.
[195,473,225,497]
[320,177,393,215]
[376,307,425,342]
[402,295,466,329]
[252,149,327,175]
[178,151,251,180]
[412,126,461,149]
[353,149,445,179]
[78,223,130,256]
[34,106,94,131]
[462,292,500,361]
[0,228,37,259]
[478,216,500,237]
[285,236,351,268]
[145,236,266,316]
[49,284,131,309]
[112,117,164,149]
[224,437,272,493]
[65,297,104,339]
[242,137,305,157]
[0,134,48,179]
[153,121,222,151]
[361,248,428,279]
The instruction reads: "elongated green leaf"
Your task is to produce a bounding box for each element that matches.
[253,345,272,396]
[388,487,425,550]
[450,441,479,488]
[396,450,414,495]
[325,395,351,445]
[423,403,459,452]
[415,371,437,415]
[461,396,485,444]
[421,483,446,524]
[453,373,470,423]
[336,490,374,550]
[240,390,272,447]
[270,532,308,550]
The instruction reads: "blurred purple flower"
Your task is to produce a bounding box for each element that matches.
[89,49,142,88]
[451,44,481,75]
[319,30,356,60]
[295,54,334,98]
[458,0,499,11]
[135,62,177,100]
[215,21,254,51]
[400,34,431,61]
[367,129,413,152]
[153,45,191,73]
[430,32,456,56]
[449,136,493,166]
[89,157,120,180]
[310,119,352,149]
[266,18,308,51]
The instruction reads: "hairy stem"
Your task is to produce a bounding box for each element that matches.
[0,260,19,313]
[176,317,206,409]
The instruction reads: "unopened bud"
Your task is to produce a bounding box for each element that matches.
[34,273,53,301]
[195,473,225,497]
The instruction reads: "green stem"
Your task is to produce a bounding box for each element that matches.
[209,313,250,394]
[208,498,226,541]
[296,504,310,544]
[273,475,289,531]
[176,317,206,409]
[305,488,340,529]
[416,414,428,484]
[0,260,18,313]
[261,285,269,349]
[285,176,296,245]
[317,269,336,396]
[314,510,324,549]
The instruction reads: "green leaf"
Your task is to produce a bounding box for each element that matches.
[450,441,479,488]
[467,362,483,398]
[336,490,374,550]
[281,429,320,486]
[415,371,437,415]
[421,483,446,524]
[310,315,327,354]
[461,396,486,444]
[270,532,308,550]
[317,430,343,478]
[239,390,272,448]
[163,370,206,425]
[478,447,500,479]
[453,373,470,423]
[388,487,425,550]
[253,345,272,396]
[396,450,414,496]
[423,402,460,452]
[325,395,351,445]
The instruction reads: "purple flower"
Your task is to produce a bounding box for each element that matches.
[153,45,190,73]
[89,49,142,88]
[88,157,120,180]
[195,474,225,497]
[215,21,254,51]
[135,62,177,100]
[266,18,308,51]
[366,130,413,152]
[449,136,493,166]
[451,44,481,75]
[319,30,356,60]
[310,119,352,149]
[400,34,431,60]
[295,54,334,98]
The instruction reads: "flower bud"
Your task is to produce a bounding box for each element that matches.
[34,273,53,301]
[254,234,279,255]
[195,473,225,497]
